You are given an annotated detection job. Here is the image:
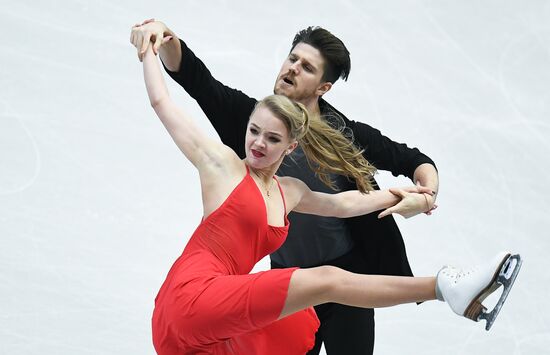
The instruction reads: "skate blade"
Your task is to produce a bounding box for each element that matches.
[477,254,523,331]
[463,253,510,322]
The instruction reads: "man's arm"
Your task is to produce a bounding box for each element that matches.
[158,29,182,72]
[320,100,439,215]
[413,163,439,214]
[354,120,439,214]
[353,120,439,215]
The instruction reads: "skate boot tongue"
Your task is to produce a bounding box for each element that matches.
[435,266,460,301]
[435,266,468,304]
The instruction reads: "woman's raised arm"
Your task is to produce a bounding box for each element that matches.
[142,45,226,168]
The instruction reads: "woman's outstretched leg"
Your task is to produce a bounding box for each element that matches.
[279,252,522,331]
[279,265,436,319]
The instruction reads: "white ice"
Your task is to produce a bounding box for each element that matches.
[1,1,549,354]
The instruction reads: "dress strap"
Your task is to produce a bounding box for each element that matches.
[272,176,287,216]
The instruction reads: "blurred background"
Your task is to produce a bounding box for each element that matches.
[1,0,549,353]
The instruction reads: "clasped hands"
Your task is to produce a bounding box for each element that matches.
[378,185,438,219]
[130,18,172,61]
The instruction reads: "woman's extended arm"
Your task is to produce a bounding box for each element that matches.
[283,177,433,219]
[142,44,224,168]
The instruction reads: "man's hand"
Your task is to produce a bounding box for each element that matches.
[130,19,172,61]
[378,186,436,219]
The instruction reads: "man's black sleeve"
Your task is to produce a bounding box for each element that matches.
[347,119,436,180]
[320,100,436,180]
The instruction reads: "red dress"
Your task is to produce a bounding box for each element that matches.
[152,168,320,354]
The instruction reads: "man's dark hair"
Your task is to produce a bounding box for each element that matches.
[291,26,351,84]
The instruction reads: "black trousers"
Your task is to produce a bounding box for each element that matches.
[271,247,375,355]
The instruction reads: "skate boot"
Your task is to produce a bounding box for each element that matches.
[436,251,522,330]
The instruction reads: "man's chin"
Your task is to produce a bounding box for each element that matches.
[273,85,284,95]
[274,86,296,99]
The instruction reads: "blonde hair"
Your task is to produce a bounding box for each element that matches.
[255,95,376,193]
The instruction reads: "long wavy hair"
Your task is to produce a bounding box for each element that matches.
[255,95,376,193]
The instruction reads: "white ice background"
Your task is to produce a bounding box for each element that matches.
[1,1,549,354]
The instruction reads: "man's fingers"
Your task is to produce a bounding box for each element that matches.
[388,188,399,196]
[389,188,407,198]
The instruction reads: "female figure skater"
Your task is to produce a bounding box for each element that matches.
[140,44,520,354]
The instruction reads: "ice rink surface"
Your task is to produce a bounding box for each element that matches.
[1,0,549,354]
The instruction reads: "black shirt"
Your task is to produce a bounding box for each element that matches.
[274,145,354,267]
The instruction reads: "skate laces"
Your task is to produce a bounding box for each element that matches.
[442,265,479,284]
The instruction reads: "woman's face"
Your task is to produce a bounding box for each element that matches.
[245,106,296,169]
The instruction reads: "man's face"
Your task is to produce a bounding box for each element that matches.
[273,42,329,103]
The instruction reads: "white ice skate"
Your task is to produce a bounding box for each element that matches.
[436,251,522,330]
